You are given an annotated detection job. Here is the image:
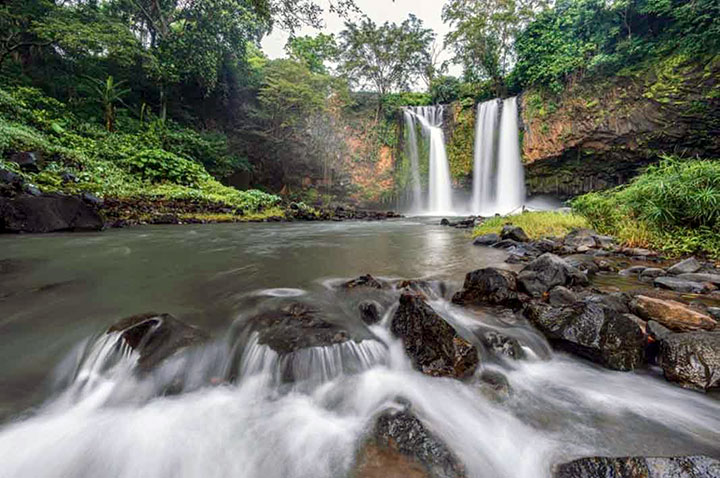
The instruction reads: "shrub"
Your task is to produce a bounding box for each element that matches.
[124,149,211,187]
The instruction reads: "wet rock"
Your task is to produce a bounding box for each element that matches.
[9,152,40,172]
[639,268,665,282]
[478,370,512,401]
[0,194,103,233]
[501,225,529,242]
[396,279,447,299]
[619,265,646,277]
[23,184,42,196]
[677,273,720,285]
[492,239,521,250]
[630,295,717,332]
[108,313,209,371]
[564,254,600,275]
[481,330,524,360]
[553,455,720,478]
[343,274,385,290]
[657,331,720,391]
[518,253,589,297]
[647,320,672,340]
[653,277,715,294]
[549,286,578,306]
[583,293,631,314]
[595,235,615,248]
[392,292,479,379]
[250,303,352,354]
[473,233,500,246]
[440,218,451,226]
[623,248,655,257]
[451,268,519,308]
[81,192,103,207]
[0,168,23,187]
[524,299,646,371]
[535,238,561,253]
[355,407,466,478]
[359,300,383,325]
[564,229,598,249]
[667,257,702,275]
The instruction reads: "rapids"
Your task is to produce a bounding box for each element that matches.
[1,220,719,478]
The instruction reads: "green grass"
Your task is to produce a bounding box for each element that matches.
[473,211,590,239]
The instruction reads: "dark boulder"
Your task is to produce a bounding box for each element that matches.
[501,225,529,242]
[0,194,103,233]
[524,299,646,371]
[249,302,352,354]
[657,331,720,391]
[355,406,466,478]
[473,233,500,246]
[564,229,598,249]
[451,268,519,308]
[553,455,720,478]
[343,274,386,290]
[549,286,578,306]
[108,313,209,371]
[359,300,383,325]
[639,268,665,282]
[518,253,589,297]
[564,254,600,275]
[480,330,525,360]
[8,152,40,172]
[653,277,715,294]
[676,273,720,285]
[667,257,702,275]
[392,292,479,378]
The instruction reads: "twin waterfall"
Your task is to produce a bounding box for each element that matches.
[404,98,525,216]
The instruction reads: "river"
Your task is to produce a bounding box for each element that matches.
[0,219,719,478]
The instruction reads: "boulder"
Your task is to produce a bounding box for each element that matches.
[564,229,598,249]
[619,266,646,277]
[249,303,352,354]
[8,152,40,171]
[343,274,386,290]
[653,277,715,294]
[518,253,589,297]
[657,331,720,391]
[564,254,600,275]
[667,257,702,275]
[108,313,209,371]
[630,296,717,332]
[392,292,479,378]
[0,194,103,233]
[677,273,720,285]
[638,268,665,282]
[354,407,466,478]
[501,225,529,242]
[472,233,500,246]
[359,300,383,325]
[480,330,525,360]
[548,286,578,306]
[451,268,519,308]
[524,299,646,371]
[553,455,720,478]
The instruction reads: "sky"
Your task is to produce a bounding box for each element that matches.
[260,0,462,80]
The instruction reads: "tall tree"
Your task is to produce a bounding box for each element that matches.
[338,15,434,98]
[442,0,547,95]
[285,33,338,74]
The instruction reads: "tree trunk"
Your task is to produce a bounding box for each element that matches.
[160,85,167,124]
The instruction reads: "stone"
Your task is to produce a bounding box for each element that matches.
[553,455,720,478]
[595,235,615,248]
[81,192,103,206]
[343,274,385,290]
[647,320,672,340]
[564,229,598,249]
[535,238,561,253]
[451,268,519,308]
[708,307,720,320]
[548,286,578,306]
[478,370,512,401]
[23,184,42,196]
[250,303,352,354]
[354,406,466,478]
[492,239,521,249]
[392,292,479,378]
[481,330,524,360]
[0,194,103,233]
[658,331,720,391]
[630,295,717,332]
[638,267,665,281]
[517,253,589,297]
[677,273,720,285]
[501,225,529,242]
[653,277,715,294]
[8,152,40,171]
[472,233,500,246]
[667,257,702,275]
[619,266,646,277]
[0,168,22,186]
[359,300,383,325]
[623,247,655,257]
[524,299,646,371]
[108,313,209,371]
[564,254,600,275]
[440,218,450,226]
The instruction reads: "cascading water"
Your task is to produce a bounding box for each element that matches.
[471,97,526,216]
[402,110,423,213]
[405,106,453,214]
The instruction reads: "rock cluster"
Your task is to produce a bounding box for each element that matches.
[553,455,720,478]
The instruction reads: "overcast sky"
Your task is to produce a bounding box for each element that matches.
[260,0,462,81]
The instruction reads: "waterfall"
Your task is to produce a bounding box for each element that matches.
[403,110,423,212]
[405,106,453,214]
[471,97,526,216]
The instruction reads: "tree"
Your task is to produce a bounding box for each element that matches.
[285,33,338,74]
[338,15,434,101]
[87,75,131,131]
[442,0,547,95]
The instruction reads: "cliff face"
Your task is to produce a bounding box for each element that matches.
[520,54,720,198]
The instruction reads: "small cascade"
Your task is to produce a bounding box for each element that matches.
[404,105,453,214]
[403,110,423,213]
[471,97,526,216]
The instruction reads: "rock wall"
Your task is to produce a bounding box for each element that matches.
[521,54,720,198]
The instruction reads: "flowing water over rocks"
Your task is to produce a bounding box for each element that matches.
[1,219,720,478]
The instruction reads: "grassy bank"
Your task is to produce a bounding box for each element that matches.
[474,158,720,259]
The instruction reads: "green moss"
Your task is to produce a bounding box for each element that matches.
[446,103,475,181]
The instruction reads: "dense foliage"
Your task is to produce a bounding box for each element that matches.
[572,158,720,257]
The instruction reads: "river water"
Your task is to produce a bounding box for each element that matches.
[1,219,719,478]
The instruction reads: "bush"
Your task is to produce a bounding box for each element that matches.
[572,158,720,257]
[124,149,211,187]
